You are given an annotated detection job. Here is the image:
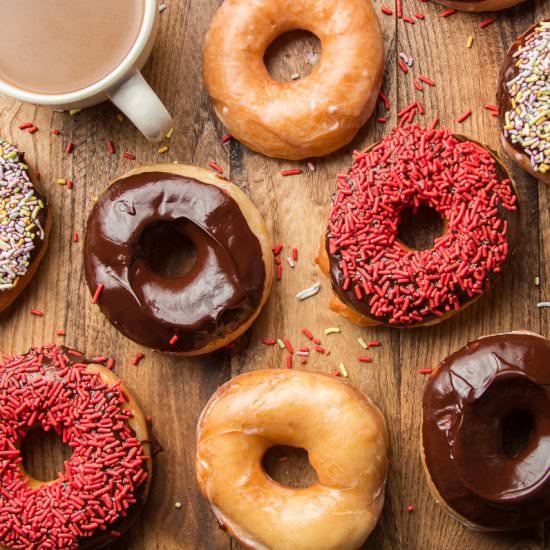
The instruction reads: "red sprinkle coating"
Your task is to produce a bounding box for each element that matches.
[0,345,149,548]
[326,125,517,326]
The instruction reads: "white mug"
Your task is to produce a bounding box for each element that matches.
[0,0,172,141]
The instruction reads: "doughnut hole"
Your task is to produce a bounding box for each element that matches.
[398,204,444,251]
[262,445,318,488]
[139,221,197,279]
[501,410,535,459]
[21,427,72,483]
[264,30,321,82]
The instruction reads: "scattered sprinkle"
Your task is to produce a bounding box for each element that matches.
[457,110,472,123]
[158,146,169,154]
[131,353,145,366]
[65,142,74,154]
[338,363,349,378]
[479,18,495,29]
[324,327,341,336]
[123,152,136,160]
[281,168,302,177]
[467,36,474,49]
[358,338,368,349]
[107,140,116,155]
[209,161,223,174]
[169,334,179,345]
[69,108,82,116]
[30,309,43,317]
[440,8,457,17]
[537,302,550,308]
[358,356,372,363]
[296,282,321,301]
[535,276,540,286]
[419,368,433,375]
[91,283,104,305]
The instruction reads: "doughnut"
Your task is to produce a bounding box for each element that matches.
[433,0,526,11]
[498,19,550,185]
[317,125,519,328]
[421,332,550,531]
[203,0,384,160]
[84,164,272,356]
[0,344,152,548]
[0,138,50,312]
[196,369,388,550]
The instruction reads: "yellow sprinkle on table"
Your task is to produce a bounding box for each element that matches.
[158,146,169,154]
[466,36,474,49]
[324,327,341,336]
[165,127,174,139]
[56,179,66,185]
[69,108,82,116]
[339,363,349,378]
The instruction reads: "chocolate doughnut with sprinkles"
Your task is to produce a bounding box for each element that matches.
[498,19,550,185]
[317,125,519,328]
[0,138,50,312]
[0,344,152,549]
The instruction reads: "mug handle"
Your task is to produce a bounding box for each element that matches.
[108,71,172,142]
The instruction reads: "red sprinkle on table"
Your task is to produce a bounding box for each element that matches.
[107,140,116,155]
[281,169,302,177]
[479,17,495,29]
[52,128,61,136]
[440,8,457,17]
[55,329,66,336]
[292,248,298,261]
[283,338,294,354]
[123,152,136,160]
[419,368,433,374]
[263,339,276,345]
[457,110,472,123]
[72,231,79,243]
[132,353,145,366]
[91,283,104,305]
[30,309,44,317]
[419,75,435,87]
[358,356,372,363]
[18,122,33,130]
[276,265,283,281]
[272,244,283,256]
[221,134,233,143]
[327,125,517,326]
[381,6,393,15]
[286,355,293,369]
[65,142,74,154]
[302,328,314,340]
[209,161,223,174]
[27,126,39,135]
[0,345,149,548]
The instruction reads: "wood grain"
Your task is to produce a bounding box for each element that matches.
[0,0,549,549]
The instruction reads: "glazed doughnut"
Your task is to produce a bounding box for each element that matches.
[84,164,272,356]
[196,369,388,550]
[433,0,526,11]
[498,19,550,185]
[0,344,152,548]
[421,332,550,530]
[203,0,384,160]
[0,138,50,312]
[317,125,519,328]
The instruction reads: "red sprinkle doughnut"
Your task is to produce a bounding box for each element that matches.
[0,345,151,548]
[326,125,519,327]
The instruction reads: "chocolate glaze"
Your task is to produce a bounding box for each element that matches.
[326,138,519,327]
[422,333,550,529]
[84,172,266,353]
[497,19,550,161]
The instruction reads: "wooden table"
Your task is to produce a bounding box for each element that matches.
[1,0,549,548]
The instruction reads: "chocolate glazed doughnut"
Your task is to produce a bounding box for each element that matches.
[84,165,272,356]
[422,332,550,531]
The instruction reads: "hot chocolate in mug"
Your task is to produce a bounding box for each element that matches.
[0,0,172,141]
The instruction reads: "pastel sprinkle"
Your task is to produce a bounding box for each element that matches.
[296,282,321,301]
[324,327,341,335]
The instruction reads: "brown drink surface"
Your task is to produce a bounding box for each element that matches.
[0,0,144,95]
